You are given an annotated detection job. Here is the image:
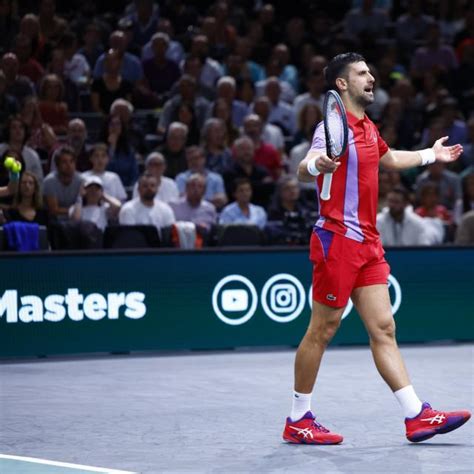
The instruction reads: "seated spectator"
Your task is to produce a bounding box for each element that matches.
[14,33,45,85]
[0,171,48,225]
[19,13,47,64]
[82,143,127,202]
[0,115,43,183]
[91,49,133,114]
[171,102,200,146]
[69,175,121,231]
[157,74,211,134]
[132,152,179,203]
[252,96,285,158]
[142,32,181,106]
[37,0,67,43]
[255,73,296,105]
[0,70,19,128]
[455,210,474,245]
[101,114,138,188]
[223,136,274,208]
[292,102,322,149]
[20,96,52,159]
[93,30,144,84]
[43,146,83,221]
[377,187,431,246]
[169,173,217,233]
[78,22,104,71]
[453,174,474,226]
[123,0,159,48]
[119,173,175,235]
[415,161,462,210]
[233,36,265,84]
[262,76,296,136]
[1,53,36,104]
[201,118,233,175]
[219,178,267,230]
[159,122,188,179]
[62,118,92,173]
[59,30,90,86]
[211,98,239,144]
[415,181,452,242]
[176,146,227,210]
[271,43,299,93]
[38,73,68,135]
[242,114,283,181]
[343,2,389,41]
[212,76,248,129]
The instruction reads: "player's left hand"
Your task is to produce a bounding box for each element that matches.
[433,136,463,163]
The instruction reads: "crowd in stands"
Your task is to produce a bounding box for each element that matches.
[0,0,473,250]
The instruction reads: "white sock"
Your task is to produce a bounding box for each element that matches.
[290,390,312,421]
[394,385,423,418]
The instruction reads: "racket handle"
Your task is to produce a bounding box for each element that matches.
[320,173,333,200]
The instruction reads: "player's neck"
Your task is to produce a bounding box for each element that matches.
[343,97,365,119]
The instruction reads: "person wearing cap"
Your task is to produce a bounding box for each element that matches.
[69,174,121,231]
[132,152,179,203]
[82,143,127,202]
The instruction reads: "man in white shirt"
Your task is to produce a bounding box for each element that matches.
[376,187,431,246]
[119,174,175,234]
[132,152,179,203]
[82,143,127,202]
[263,76,296,136]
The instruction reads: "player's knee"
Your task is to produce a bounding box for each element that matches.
[370,318,396,343]
[309,319,340,347]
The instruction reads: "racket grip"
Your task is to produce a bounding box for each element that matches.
[320,173,333,200]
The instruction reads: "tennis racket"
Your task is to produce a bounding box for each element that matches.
[320,90,349,201]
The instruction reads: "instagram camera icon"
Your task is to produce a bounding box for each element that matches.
[270,284,297,314]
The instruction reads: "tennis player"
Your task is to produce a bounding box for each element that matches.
[283,52,471,444]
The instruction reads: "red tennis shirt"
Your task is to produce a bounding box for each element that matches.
[310,111,389,243]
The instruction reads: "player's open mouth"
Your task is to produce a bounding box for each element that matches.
[364,87,373,93]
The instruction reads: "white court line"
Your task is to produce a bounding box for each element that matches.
[0,454,136,473]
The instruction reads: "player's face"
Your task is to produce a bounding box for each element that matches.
[345,61,375,108]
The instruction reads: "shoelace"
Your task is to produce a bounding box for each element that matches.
[312,420,329,433]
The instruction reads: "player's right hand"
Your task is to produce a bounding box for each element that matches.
[316,154,341,174]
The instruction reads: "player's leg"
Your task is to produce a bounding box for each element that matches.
[294,301,344,394]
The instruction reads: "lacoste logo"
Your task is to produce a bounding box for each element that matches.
[326,294,336,301]
[421,414,446,425]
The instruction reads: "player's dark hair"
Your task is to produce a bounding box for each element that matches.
[324,52,366,91]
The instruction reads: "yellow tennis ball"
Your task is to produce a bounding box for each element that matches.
[11,162,22,173]
[4,157,15,170]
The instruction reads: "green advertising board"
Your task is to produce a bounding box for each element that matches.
[0,247,473,358]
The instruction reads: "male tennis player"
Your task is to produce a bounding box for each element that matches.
[283,52,471,444]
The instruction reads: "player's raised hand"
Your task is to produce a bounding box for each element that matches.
[433,136,464,163]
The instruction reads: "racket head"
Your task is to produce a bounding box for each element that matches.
[323,90,348,160]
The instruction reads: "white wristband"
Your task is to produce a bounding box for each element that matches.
[419,148,436,166]
[307,157,321,176]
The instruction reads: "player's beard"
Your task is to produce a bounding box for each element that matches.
[348,88,374,109]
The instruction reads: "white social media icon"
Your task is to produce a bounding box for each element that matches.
[221,289,249,312]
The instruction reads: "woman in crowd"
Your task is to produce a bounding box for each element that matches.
[38,73,69,135]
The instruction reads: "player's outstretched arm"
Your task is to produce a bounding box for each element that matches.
[297,150,340,182]
[380,137,464,171]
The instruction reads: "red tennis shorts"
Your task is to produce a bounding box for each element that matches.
[310,227,390,308]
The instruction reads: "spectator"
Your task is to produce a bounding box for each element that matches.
[157,74,211,134]
[132,152,179,203]
[211,97,239,144]
[37,0,67,43]
[271,43,299,93]
[82,143,127,203]
[14,33,44,85]
[142,32,181,106]
[38,74,68,135]
[78,22,104,71]
[159,122,188,179]
[201,118,233,175]
[0,115,43,183]
[101,114,139,188]
[219,178,267,230]
[262,76,296,136]
[91,48,133,114]
[93,30,144,84]
[415,161,462,210]
[175,146,227,210]
[377,187,431,246]
[119,173,175,235]
[292,102,322,149]
[0,171,48,225]
[252,96,285,158]
[438,97,468,147]
[43,146,83,221]
[453,174,474,226]
[59,30,90,86]
[69,175,121,231]
[242,114,283,181]
[169,173,217,233]
[256,71,295,105]
[233,36,265,84]
[0,70,18,133]
[455,210,474,245]
[1,53,35,104]
[343,0,389,41]
[172,102,200,146]
[223,136,273,208]
[213,76,248,128]
[124,0,160,48]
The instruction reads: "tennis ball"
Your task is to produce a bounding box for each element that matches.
[4,157,15,170]
[11,162,22,173]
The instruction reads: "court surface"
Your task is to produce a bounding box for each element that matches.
[1,344,472,474]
